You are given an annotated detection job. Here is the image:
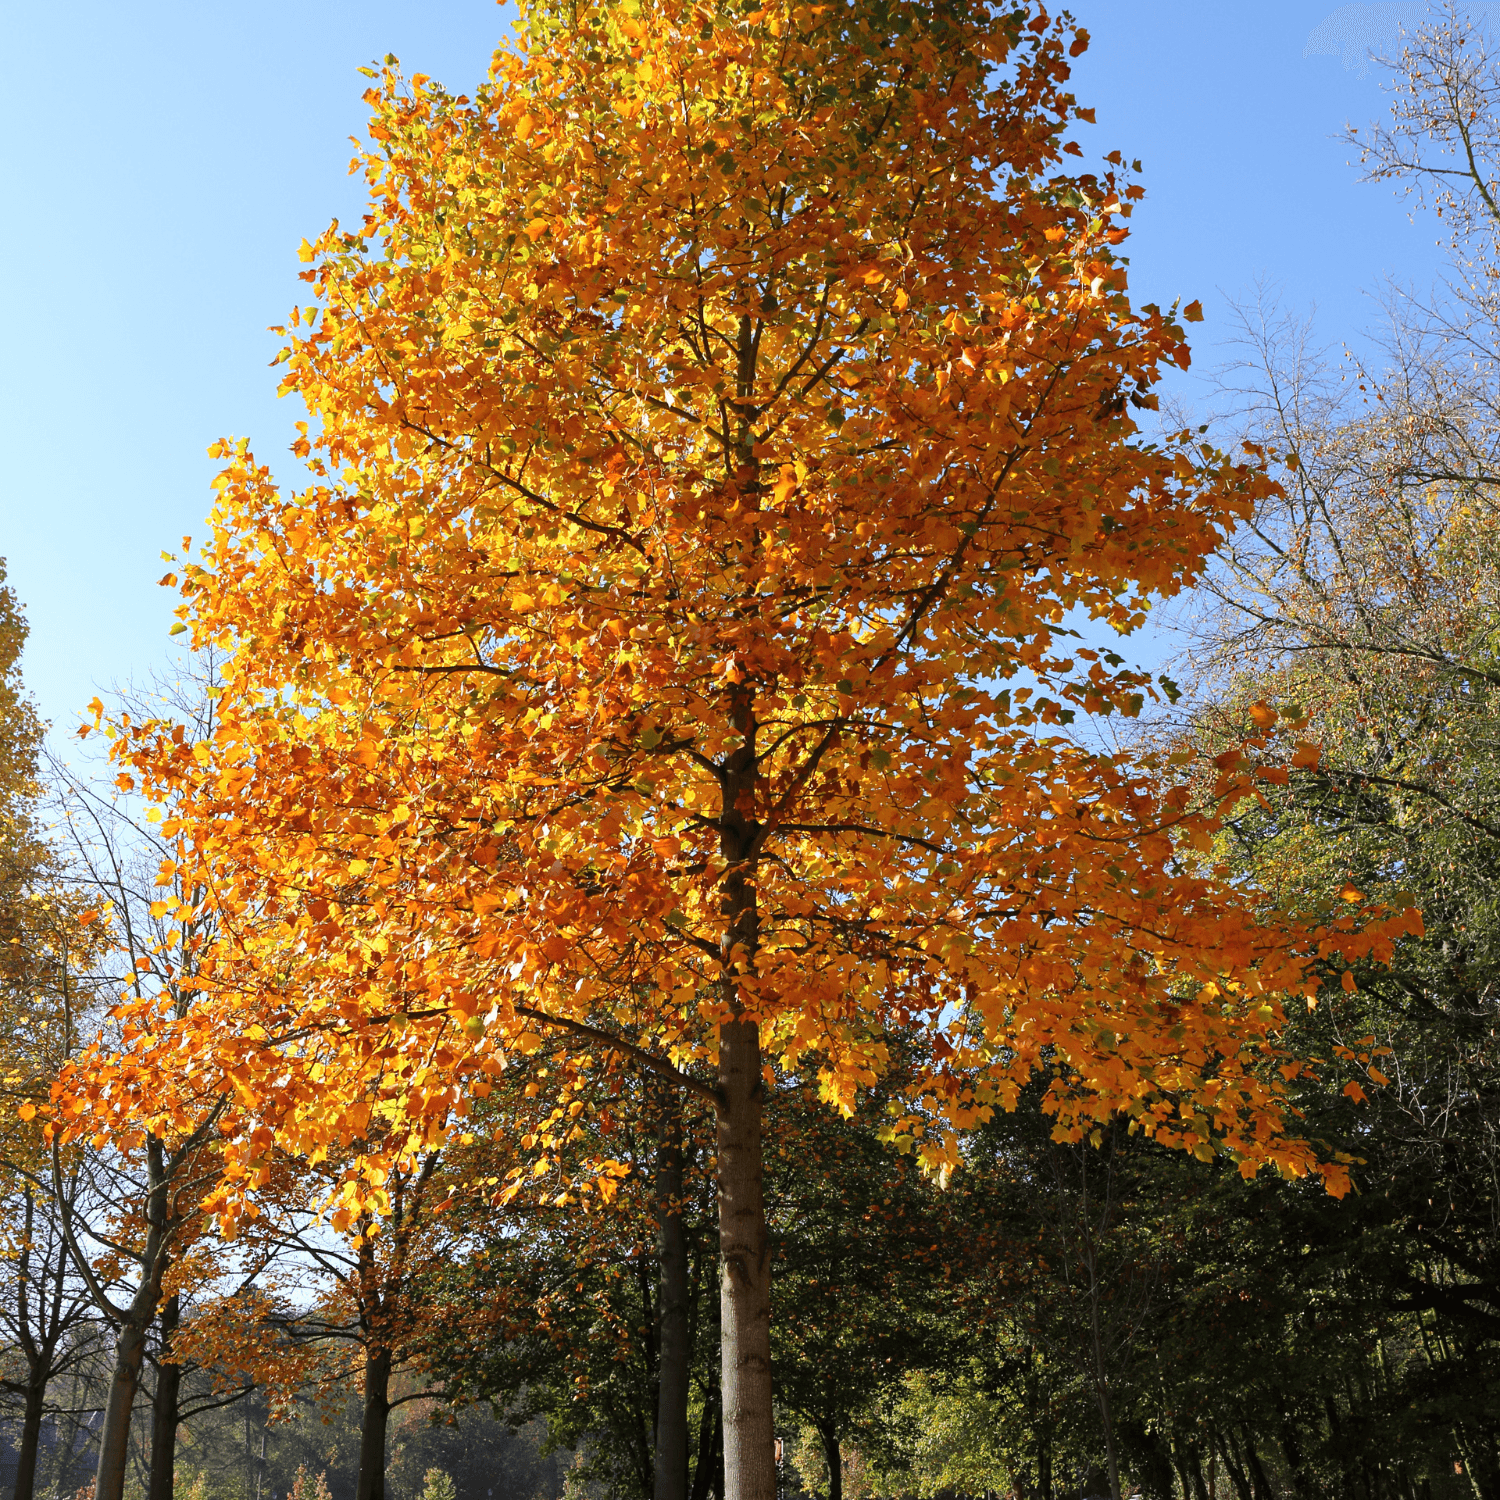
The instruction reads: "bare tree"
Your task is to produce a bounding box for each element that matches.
[0,1166,101,1500]
[45,668,233,1500]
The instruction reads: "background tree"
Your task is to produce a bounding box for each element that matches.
[419,1064,721,1500]
[0,1158,100,1500]
[766,1088,955,1500]
[42,676,233,1500]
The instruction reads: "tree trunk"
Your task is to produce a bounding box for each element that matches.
[1277,1407,1316,1500]
[13,1378,47,1500]
[716,1018,774,1500]
[1121,1423,1174,1500]
[94,1319,148,1500]
[655,1090,691,1500]
[819,1424,842,1500]
[355,1346,393,1500]
[1239,1425,1275,1500]
[689,1390,722,1500]
[1174,1446,1209,1500]
[1035,1411,1053,1500]
[1214,1431,1254,1500]
[148,1294,183,1500]
[1086,1313,1121,1500]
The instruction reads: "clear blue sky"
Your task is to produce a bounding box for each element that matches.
[1,0,1447,732]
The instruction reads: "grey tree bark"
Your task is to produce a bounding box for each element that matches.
[716,1019,774,1500]
[653,1088,691,1500]
[713,686,776,1500]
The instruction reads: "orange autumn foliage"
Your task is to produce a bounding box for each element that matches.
[61,0,1414,1211]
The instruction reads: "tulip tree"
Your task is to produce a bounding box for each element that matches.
[67,4,1415,1500]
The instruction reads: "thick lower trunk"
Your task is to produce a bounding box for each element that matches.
[716,1018,774,1500]
[149,1295,183,1500]
[355,1347,393,1500]
[654,1092,691,1500]
[819,1425,841,1500]
[95,1320,148,1500]
[13,1378,47,1500]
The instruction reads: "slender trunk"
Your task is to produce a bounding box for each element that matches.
[1456,1425,1500,1500]
[716,1018,774,1500]
[1214,1431,1253,1500]
[1174,1445,1209,1500]
[355,1346,393,1500]
[1326,1397,1360,1500]
[148,1294,183,1500]
[77,1133,189,1500]
[819,1424,842,1500]
[1277,1406,1316,1500]
[1453,1425,1487,1500]
[689,1390,722,1500]
[1124,1424,1173,1500]
[13,1378,47,1500]
[1239,1426,1274,1500]
[655,1090,691,1500]
[1035,1409,1053,1500]
[1085,1292,1121,1500]
[95,1319,149,1500]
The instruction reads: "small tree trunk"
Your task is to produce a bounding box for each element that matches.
[94,1319,149,1500]
[1277,1407,1316,1500]
[688,1390,722,1500]
[1238,1425,1275,1500]
[819,1424,842,1500]
[148,1294,183,1500]
[1214,1431,1254,1500]
[654,1090,691,1500]
[1086,1301,1121,1500]
[1035,1414,1053,1500]
[13,1377,47,1500]
[355,1346,393,1500]
[1188,1451,1211,1500]
[716,1018,774,1500]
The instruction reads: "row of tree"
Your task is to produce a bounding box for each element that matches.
[2,3,1498,1500]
